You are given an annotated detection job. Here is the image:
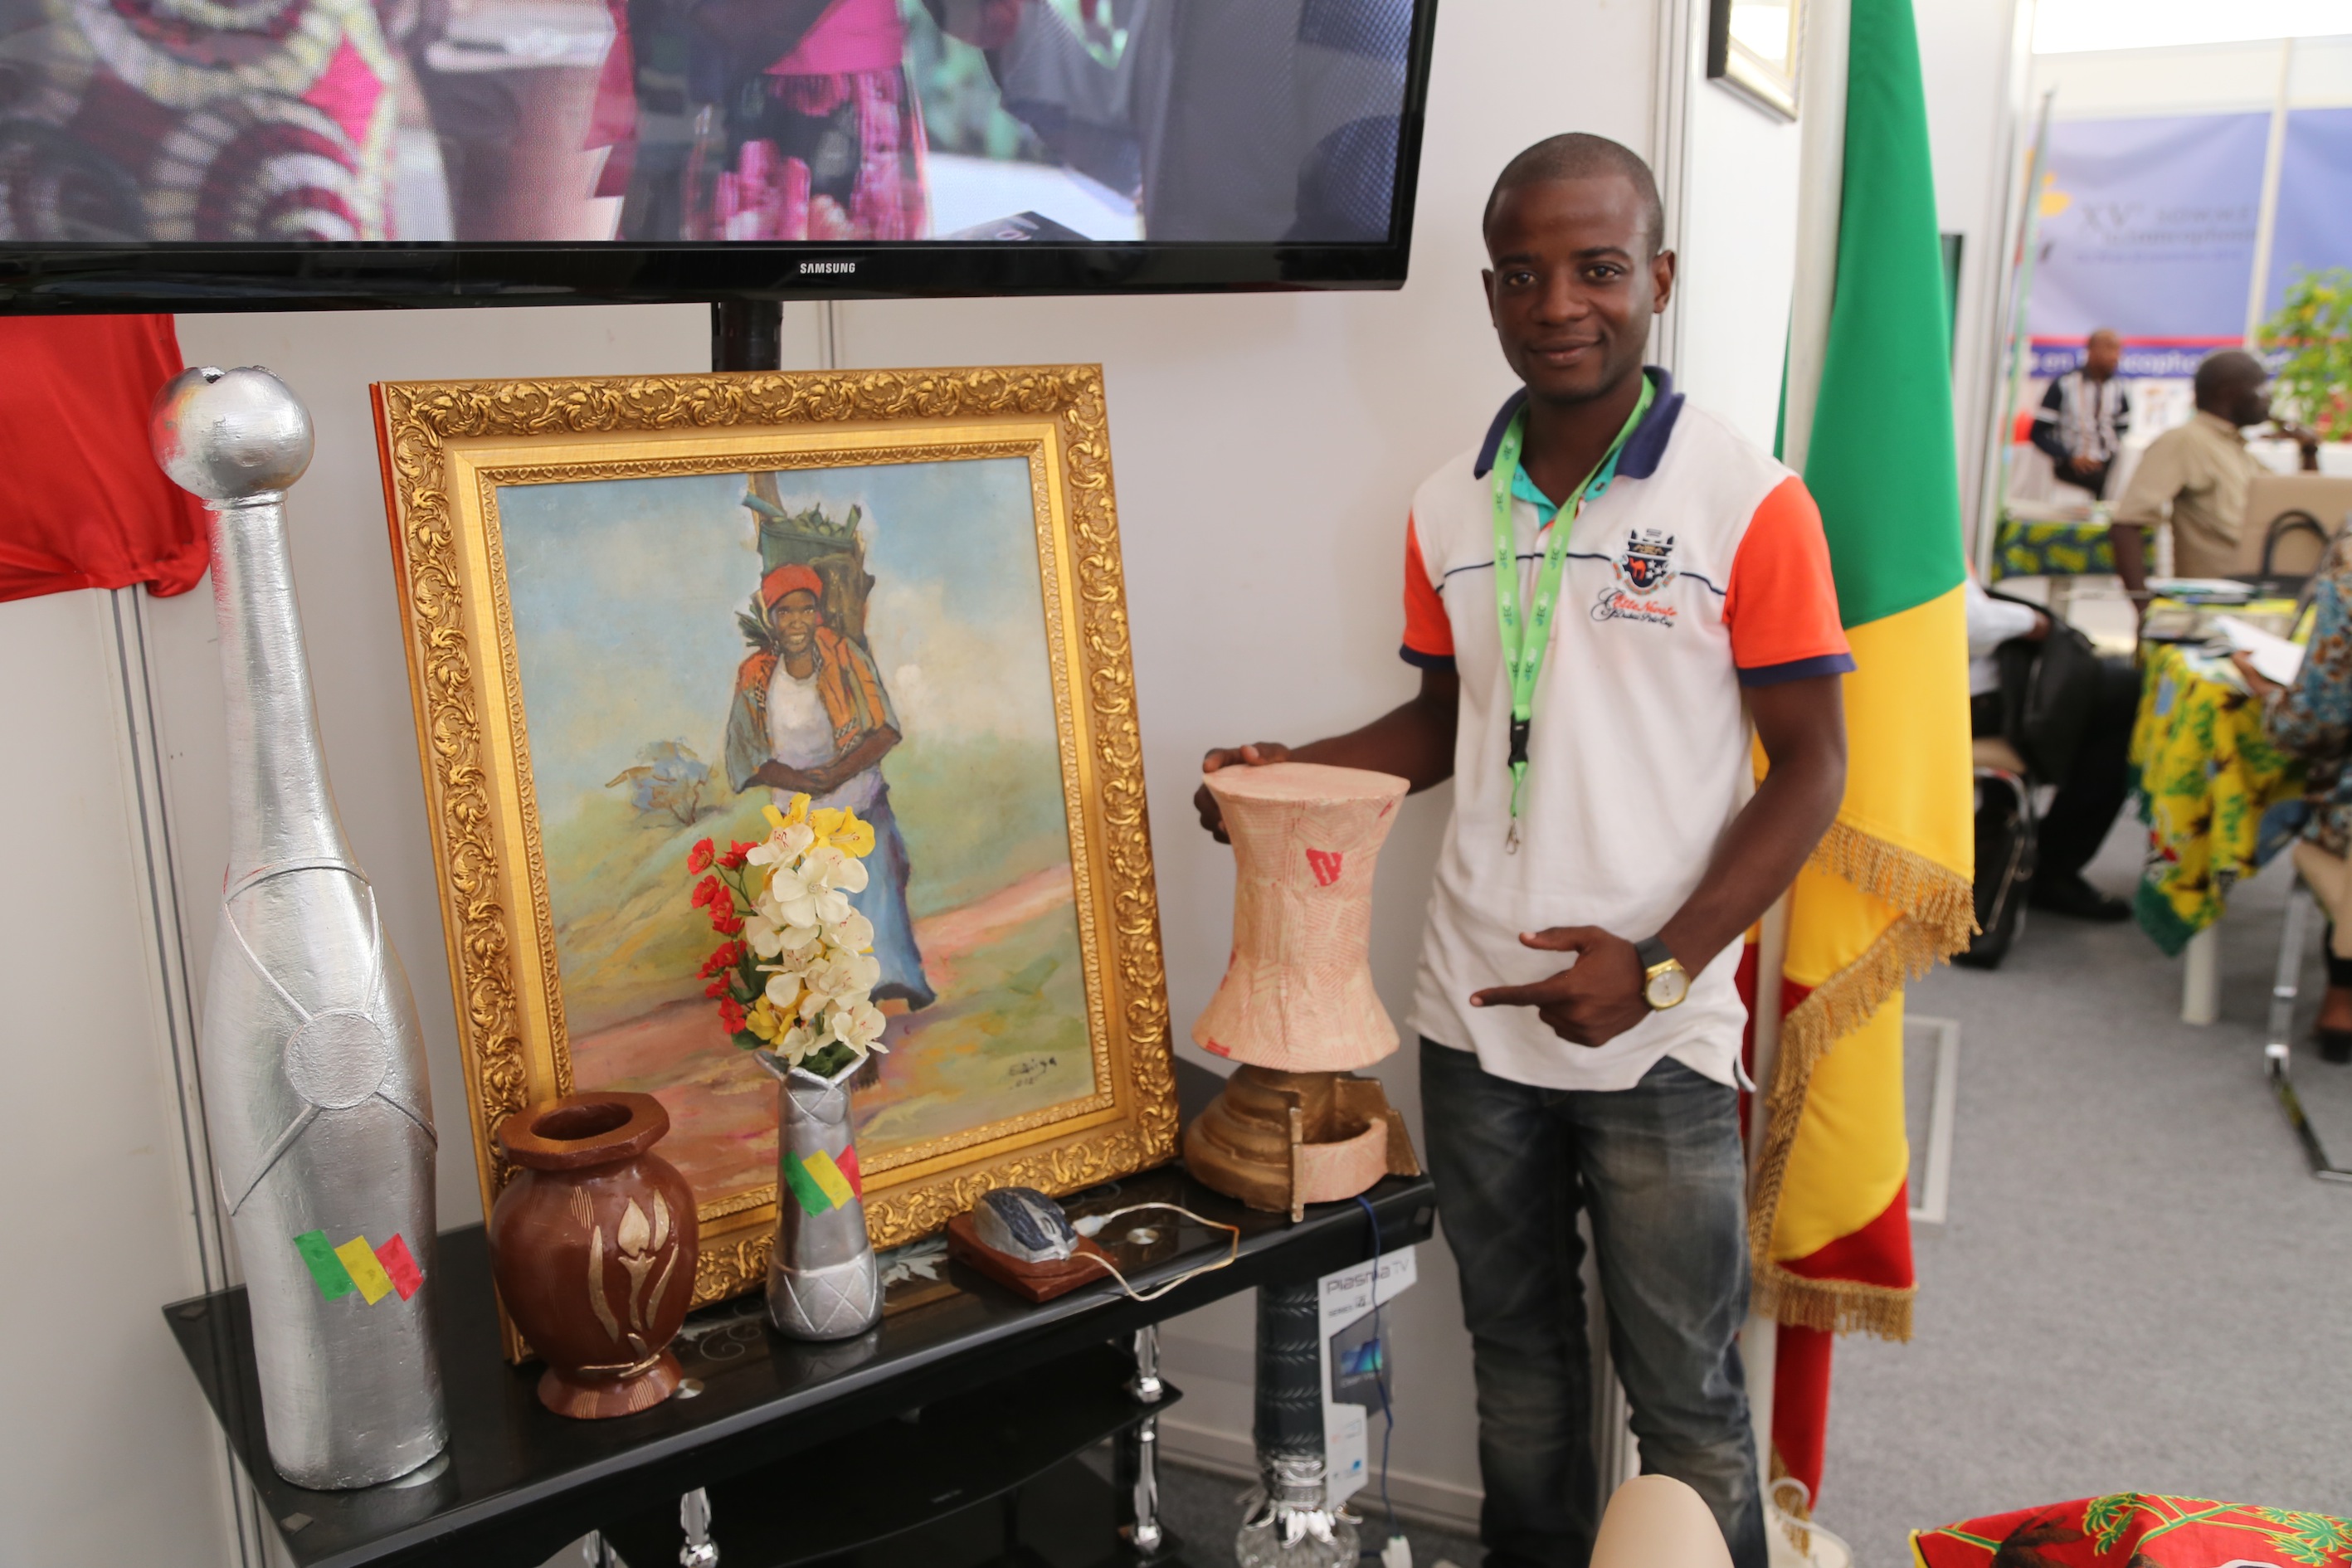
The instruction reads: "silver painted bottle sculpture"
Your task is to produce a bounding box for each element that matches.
[151,367,449,1489]
[758,1055,882,1340]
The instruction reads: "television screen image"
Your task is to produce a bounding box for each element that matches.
[0,0,1434,309]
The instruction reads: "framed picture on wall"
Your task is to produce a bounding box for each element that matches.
[373,366,1177,1342]
[1707,0,1803,119]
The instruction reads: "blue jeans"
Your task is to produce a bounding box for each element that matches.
[1420,1039,1765,1568]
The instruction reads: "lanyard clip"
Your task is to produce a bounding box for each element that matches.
[1507,717,1531,769]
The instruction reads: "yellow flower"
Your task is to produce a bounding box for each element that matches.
[808,805,876,859]
[745,996,785,1042]
[762,794,813,835]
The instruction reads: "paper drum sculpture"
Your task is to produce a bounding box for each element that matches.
[1185,762,1422,1218]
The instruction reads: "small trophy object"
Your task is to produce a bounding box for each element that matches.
[152,367,448,1488]
[1185,762,1422,1220]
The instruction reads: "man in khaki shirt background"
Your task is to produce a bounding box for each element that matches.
[2110,348,2318,601]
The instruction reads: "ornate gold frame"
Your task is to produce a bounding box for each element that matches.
[372,367,1176,1332]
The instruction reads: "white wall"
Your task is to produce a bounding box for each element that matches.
[0,588,242,1566]
[1678,47,1807,450]
[1917,0,2032,543]
[0,0,1836,1553]
[2028,32,2352,119]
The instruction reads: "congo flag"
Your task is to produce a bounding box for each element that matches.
[1749,0,1975,1505]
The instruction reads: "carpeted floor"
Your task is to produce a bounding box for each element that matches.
[1820,817,2352,1566]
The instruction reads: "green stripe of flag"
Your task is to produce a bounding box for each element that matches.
[1799,0,1970,630]
[783,1153,835,1215]
[295,1230,356,1299]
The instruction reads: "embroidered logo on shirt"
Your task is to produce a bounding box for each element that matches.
[1615,529,1677,592]
[1594,529,1681,626]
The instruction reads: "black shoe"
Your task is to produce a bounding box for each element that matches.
[2319,1028,2352,1065]
[2029,874,2132,922]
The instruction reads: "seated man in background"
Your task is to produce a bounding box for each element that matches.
[1965,579,2136,921]
[2029,328,2130,500]
[2110,349,2320,605]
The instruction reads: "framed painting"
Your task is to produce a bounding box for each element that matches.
[1707,0,1801,120]
[373,367,1176,1336]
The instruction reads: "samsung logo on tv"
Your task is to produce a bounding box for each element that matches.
[800,261,858,274]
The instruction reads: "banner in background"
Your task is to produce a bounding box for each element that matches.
[2265,107,2352,316]
[2028,113,2269,344]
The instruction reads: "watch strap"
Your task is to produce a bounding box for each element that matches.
[1634,936,1677,975]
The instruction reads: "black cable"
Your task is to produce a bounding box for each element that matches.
[1353,1195,1400,1559]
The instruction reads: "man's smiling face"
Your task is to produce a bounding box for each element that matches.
[1482,174,1672,406]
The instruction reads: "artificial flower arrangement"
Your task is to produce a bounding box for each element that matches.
[688,793,889,1080]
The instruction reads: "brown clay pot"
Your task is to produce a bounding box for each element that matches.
[490,1093,699,1419]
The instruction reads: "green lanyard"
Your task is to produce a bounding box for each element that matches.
[1492,377,1653,846]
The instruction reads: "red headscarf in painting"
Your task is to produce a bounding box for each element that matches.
[760,563,825,609]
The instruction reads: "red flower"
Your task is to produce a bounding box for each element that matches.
[704,886,737,931]
[718,996,747,1034]
[718,839,757,869]
[687,838,715,874]
[698,940,744,978]
[714,913,745,936]
[690,875,720,908]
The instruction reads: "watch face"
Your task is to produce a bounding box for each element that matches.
[1646,967,1690,1009]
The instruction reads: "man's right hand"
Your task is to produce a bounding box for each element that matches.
[1195,743,1292,843]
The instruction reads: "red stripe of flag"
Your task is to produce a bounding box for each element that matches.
[835,1144,861,1196]
[375,1234,423,1302]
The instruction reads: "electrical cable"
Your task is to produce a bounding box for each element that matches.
[1354,1195,1401,1561]
[1067,1203,1241,1301]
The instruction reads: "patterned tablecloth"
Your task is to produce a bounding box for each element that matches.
[1915,1494,2352,1568]
[2127,642,2306,954]
[1991,514,2115,582]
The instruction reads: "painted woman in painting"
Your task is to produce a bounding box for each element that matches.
[724,564,936,1009]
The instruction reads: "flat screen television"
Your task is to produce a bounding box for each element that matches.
[0,0,1437,312]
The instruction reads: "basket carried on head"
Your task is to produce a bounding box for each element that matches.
[743,473,875,649]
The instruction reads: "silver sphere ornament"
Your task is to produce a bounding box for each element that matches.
[149,364,314,502]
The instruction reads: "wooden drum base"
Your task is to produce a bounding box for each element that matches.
[1183,1065,1421,1221]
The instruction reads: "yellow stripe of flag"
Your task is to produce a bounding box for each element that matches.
[802,1151,855,1210]
[337,1236,395,1305]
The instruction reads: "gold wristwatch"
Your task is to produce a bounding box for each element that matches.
[1634,937,1690,1010]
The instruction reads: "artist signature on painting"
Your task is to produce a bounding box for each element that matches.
[1006,1054,1060,1083]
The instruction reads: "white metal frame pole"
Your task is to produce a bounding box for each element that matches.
[2243,39,2296,347]
[1751,0,1851,1500]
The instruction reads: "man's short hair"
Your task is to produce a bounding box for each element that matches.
[2194,348,2263,407]
[2087,327,2120,348]
[1482,134,1665,256]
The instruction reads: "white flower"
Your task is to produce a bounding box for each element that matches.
[844,1001,887,1048]
[780,1023,817,1064]
[743,913,786,959]
[762,970,802,1011]
[837,910,875,953]
[835,856,870,895]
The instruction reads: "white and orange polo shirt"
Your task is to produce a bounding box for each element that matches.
[1403,368,1851,1092]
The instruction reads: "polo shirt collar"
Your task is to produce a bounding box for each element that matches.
[2192,408,2247,444]
[1473,367,1683,481]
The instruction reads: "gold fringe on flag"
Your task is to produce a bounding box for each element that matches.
[1746,820,1976,1342]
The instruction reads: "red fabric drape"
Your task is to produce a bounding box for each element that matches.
[0,316,207,604]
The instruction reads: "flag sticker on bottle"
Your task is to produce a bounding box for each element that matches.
[295,1230,423,1303]
[783,1147,861,1215]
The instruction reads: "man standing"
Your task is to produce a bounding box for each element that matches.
[2029,328,2130,499]
[2110,349,2283,596]
[1194,134,1849,1568]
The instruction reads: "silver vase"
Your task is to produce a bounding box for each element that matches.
[757,1055,881,1340]
[151,367,448,1489]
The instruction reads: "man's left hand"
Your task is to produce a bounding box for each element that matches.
[1468,927,1650,1047]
